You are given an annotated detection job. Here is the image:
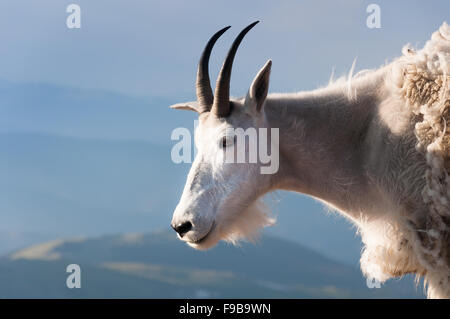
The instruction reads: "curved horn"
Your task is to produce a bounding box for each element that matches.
[212,21,259,117]
[196,26,231,113]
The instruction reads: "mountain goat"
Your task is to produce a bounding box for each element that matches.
[170,21,449,298]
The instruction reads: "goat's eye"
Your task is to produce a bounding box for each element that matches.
[220,135,235,148]
[221,137,227,148]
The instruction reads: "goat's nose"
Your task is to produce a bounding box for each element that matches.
[171,221,192,237]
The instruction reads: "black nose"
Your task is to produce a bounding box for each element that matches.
[172,221,192,237]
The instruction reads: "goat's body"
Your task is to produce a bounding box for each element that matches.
[263,24,449,298]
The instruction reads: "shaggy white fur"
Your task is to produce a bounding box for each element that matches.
[360,22,450,299]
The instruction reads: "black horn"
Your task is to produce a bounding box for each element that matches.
[212,21,259,117]
[196,25,231,113]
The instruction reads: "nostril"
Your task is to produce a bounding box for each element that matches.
[172,221,192,237]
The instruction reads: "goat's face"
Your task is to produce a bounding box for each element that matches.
[170,22,275,249]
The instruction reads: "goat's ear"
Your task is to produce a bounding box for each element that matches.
[246,59,272,113]
[169,101,200,113]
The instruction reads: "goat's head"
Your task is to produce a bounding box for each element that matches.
[170,22,277,250]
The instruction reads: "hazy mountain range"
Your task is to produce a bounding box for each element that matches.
[0,230,423,298]
[0,79,424,297]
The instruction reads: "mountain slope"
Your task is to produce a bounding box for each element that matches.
[0,231,424,298]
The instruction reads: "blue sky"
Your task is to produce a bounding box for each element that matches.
[0,0,448,100]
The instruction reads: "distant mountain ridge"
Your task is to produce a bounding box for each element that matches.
[0,79,191,144]
[0,231,424,298]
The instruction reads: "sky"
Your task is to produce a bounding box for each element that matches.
[0,0,448,101]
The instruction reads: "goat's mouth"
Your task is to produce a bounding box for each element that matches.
[187,222,216,246]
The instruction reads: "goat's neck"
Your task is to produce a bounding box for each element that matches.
[265,76,385,218]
